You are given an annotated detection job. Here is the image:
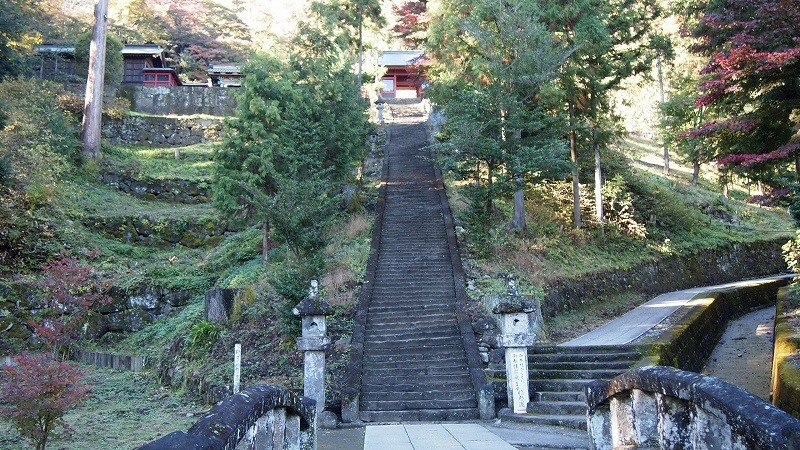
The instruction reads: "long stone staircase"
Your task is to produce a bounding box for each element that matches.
[357,100,480,422]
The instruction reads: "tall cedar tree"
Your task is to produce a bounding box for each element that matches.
[678,0,800,194]
[541,0,665,227]
[427,0,572,239]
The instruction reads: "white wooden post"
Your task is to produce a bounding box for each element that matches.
[233,343,241,394]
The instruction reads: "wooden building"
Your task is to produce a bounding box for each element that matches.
[377,50,427,99]
[143,68,182,87]
[120,44,167,85]
[35,44,166,85]
[207,65,244,87]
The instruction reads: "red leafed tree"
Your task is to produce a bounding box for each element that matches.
[27,250,111,360]
[392,1,429,48]
[0,354,90,450]
[685,0,800,184]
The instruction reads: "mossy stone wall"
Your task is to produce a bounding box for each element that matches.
[543,238,788,317]
[772,286,800,418]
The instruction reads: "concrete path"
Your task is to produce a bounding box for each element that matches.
[561,274,796,347]
[318,422,590,450]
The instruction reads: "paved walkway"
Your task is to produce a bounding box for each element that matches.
[561,274,796,347]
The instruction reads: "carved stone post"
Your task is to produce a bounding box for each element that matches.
[293,280,332,415]
[492,276,537,414]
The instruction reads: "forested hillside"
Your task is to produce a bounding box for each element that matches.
[0,0,798,448]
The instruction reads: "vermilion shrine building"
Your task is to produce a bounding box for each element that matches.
[377,50,427,99]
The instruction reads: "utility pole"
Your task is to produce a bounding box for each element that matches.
[81,0,109,160]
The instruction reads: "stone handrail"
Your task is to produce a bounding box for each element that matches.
[586,366,800,450]
[138,384,316,450]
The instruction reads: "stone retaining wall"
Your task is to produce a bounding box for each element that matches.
[102,116,223,148]
[116,85,236,117]
[84,215,233,249]
[543,238,788,317]
[0,282,196,343]
[772,285,800,418]
[100,171,210,204]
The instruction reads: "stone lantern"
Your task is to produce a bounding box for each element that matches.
[293,280,332,414]
[369,132,378,153]
[375,97,386,123]
[492,276,537,414]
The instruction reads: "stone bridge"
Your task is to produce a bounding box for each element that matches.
[586,365,800,450]
[139,384,316,450]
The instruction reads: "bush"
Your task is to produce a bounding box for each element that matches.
[0,354,90,450]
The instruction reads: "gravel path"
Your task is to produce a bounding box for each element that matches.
[702,306,775,400]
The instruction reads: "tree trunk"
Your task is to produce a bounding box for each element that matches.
[511,176,526,231]
[356,7,364,98]
[795,154,800,179]
[658,54,670,175]
[593,136,604,223]
[569,103,581,228]
[262,221,270,263]
[81,0,109,160]
[692,160,700,186]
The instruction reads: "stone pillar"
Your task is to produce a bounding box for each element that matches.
[293,280,332,415]
[492,276,537,414]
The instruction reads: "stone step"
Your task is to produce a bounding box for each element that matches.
[363,363,468,377]
[530,369,628,380]
[527,401,586,416]
[362,344,467,359]
[529,351,642,363]
[359,408,480,423]
[497,409,587,431]
[363,328,461,342]
[365,318,457,331]
[360,389,475,402]
[365,306,455,318]
[364,317,456,330]
[360,397,478,412]
[361,376,474,390]
[364,336,464,349]
[530,360,636,371]
[535,391,586,402]
[530,379,595,392]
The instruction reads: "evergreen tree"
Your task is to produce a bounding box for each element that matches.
[542,0,665,227]
[427,0,571,243]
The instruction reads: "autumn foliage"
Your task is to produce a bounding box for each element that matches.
[26,250,111,360]
[684,0,800,179]
[0,354,90,450]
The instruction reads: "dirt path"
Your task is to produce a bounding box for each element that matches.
[702,306,775,401]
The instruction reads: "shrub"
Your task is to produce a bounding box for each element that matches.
[25,250,112,359]
[0,354,90,450]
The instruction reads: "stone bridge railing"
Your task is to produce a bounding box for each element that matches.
[139,384,316,450]
[586,366,800,450]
